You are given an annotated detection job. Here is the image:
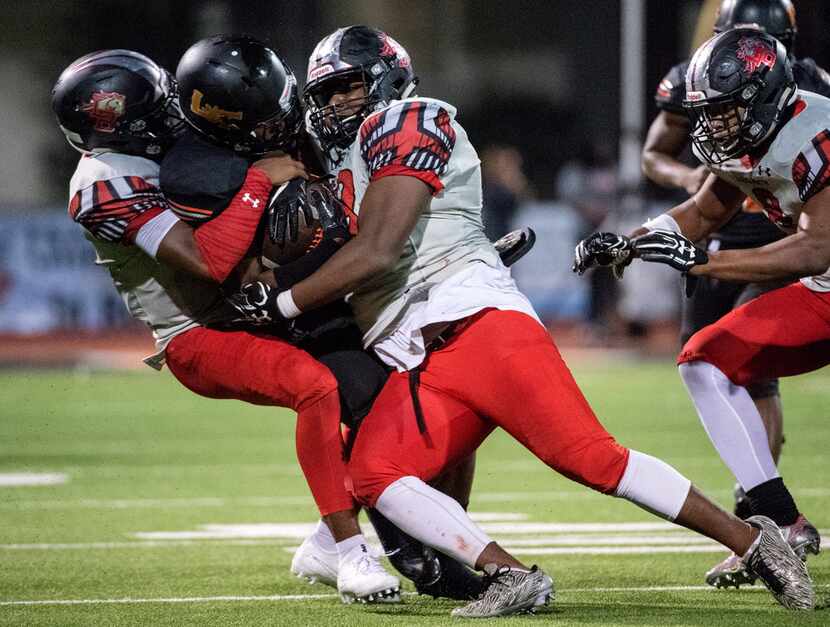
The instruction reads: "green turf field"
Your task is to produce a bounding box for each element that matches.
[0,360,827,626]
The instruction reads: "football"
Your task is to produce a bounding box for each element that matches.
[261,211,323,267]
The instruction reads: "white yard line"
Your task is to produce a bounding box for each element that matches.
[4,487,829,510]
[3,585,828,607]
[0,473,68,487]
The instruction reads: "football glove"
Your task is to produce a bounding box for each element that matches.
[267,178,312,248]
[227,281,282,325]
[572,232,633,279]
[631,229,708,272]
[307,177,351,243]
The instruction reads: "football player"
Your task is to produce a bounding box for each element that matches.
[577,28,826,593]
[53,46,405,605]
[154,35,406,604]
[230,26,814,616]
[641,1,830,550]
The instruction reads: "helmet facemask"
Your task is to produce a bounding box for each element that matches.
[684,30,796,165]
[304,26,418,154]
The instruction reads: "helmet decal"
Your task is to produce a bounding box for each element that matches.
[736,36,776,74]
[81,91,126,133]
[189,89,243,129]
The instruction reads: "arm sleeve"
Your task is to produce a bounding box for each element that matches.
[68,175,167,244]
[359,101,456,195]
[191,167,272,283]
[654,62,689,115]
[134,209,180,258]
[792,129,830,203]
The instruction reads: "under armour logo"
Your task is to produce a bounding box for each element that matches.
[242,192,261,208]
[756,165,772,177]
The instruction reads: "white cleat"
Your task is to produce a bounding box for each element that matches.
[290,533,339,588]
[337,543,401,604]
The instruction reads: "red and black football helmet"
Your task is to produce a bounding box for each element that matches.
[684,28,796,164]
[304,26,418,153]
[51,49,186,158]
[176,35,303,156]
[714,0,797,55]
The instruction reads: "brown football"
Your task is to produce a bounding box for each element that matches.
[260,210,324,267]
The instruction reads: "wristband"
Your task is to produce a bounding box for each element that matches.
[276,289,302,319]
[642,213,681,234]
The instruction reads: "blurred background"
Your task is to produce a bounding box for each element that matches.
[1,0,829,364]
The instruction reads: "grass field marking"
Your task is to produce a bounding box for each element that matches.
[4,585,828,607]
[5,488,829,511]
[0,473,68,487]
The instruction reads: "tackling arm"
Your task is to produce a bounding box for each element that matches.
[630,175,745,240]
[691,186,830,282]
[290,175,430,311]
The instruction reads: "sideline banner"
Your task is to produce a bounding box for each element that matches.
[0,211,132,333]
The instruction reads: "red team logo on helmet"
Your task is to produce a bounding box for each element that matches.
[81,91,126,133]
[379,34,411,68]
[736,36,776,74]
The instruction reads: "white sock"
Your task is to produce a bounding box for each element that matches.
[335,533,368,560]
[375,476,492,568]
[679,361,779,491]
[614,449,691,520]
[311,519,336,553]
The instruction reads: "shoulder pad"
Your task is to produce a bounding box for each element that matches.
[159,131,250,222]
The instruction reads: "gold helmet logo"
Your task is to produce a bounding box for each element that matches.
[190,89,243,129]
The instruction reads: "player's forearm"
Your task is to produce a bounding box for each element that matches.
[290,236,396,310]
[641,150,697,191]
[691,233,830,282]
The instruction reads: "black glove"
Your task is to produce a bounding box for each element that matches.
[631,229,708,272]
[227,281,283,325]
[572,232,633,278]
[267,178,312,248]
[307,177,351,243]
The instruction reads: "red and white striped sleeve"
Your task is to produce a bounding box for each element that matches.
[68,175,168,244]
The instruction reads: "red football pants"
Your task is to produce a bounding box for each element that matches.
[678,282,830,385]
[165,326,354,516]
[347,310,630,506]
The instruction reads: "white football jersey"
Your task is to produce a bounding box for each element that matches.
[325,97,537,366]
[697,91,830,291]
[68,152,235,366]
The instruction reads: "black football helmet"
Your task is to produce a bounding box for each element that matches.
[304,26,418,152]
[714,0,797,54]
[176,35,303,156]
[51,49,186,158]
[684,28,796,164]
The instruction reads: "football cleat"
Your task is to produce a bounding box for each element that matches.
[705,552,757,589]
[290,532,339,588]
[450,564,553,618]
[743,515,815,610]
[705,513,822,590]
[780,514,821,560]
[337,543,401,605]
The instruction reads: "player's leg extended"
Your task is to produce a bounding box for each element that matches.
[418,309,813,609]
[734,281,791,467]
[166,326,354,517]
[348,379,553,616]
[165,327,400,602]
[678,283,830,533]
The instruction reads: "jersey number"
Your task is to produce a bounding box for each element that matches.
[751,188,794,230]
